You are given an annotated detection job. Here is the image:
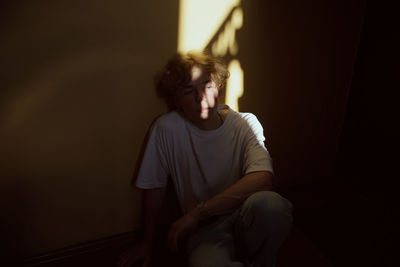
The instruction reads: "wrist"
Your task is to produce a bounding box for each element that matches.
[196,201,209,220]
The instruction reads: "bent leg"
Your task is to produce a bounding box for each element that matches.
[187,217,244,267]
[188,237,244,267]
[235,191,293,267]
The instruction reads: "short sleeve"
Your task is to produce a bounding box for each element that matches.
[241,114,274,175]
[135,123,170,189]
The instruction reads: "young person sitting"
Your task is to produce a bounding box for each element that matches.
[119,52,293,267]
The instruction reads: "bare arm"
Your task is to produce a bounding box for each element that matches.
[200,171,273,217]
[168,171,273,251]
[119,187,166,267]
[142,187,167,246]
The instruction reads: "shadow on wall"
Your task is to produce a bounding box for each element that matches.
[236,0,365,189]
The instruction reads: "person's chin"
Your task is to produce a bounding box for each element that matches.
[200,113,208,119]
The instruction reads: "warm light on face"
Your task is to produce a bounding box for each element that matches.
[178,0,244,111]
[191,66,203,80]
[177,66,219,121]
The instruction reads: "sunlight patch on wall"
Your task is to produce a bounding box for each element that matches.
[178,0,244,111]
[178,0,240,52]
[225,60,244,111]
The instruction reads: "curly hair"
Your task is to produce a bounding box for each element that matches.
[154,51,230,110]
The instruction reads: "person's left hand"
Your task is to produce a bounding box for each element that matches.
[167,208,200,252]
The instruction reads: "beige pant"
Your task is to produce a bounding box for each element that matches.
[186,191,293,267]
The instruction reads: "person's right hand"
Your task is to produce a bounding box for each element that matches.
[117,242,152,267]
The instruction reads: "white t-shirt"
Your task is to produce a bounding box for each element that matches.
[136,105,273,213]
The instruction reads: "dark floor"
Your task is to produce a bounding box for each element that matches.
[24,179,398,267]
[281,180,398,267]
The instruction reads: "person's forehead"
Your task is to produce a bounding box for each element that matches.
[185,66,211,87]
[191,66,203,80]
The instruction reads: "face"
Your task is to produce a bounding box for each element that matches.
[175,66,219,123]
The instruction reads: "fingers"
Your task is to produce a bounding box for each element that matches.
[117,253,132,267]
[117,247,144,267]
[118,255,142,267]
[168,221,185,252]
[117,251,129,267]
[168,212,200,252]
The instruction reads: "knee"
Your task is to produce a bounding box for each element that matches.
[245,191,293,216]
[188,245,244,267]
[189,260,243,267]
[240,191,293,229]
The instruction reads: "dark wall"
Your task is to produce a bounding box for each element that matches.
[0,0,178,260]
[335,1,399,200]
[237,0,365,188]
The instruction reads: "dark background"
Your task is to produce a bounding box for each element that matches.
[293,0,399,266]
